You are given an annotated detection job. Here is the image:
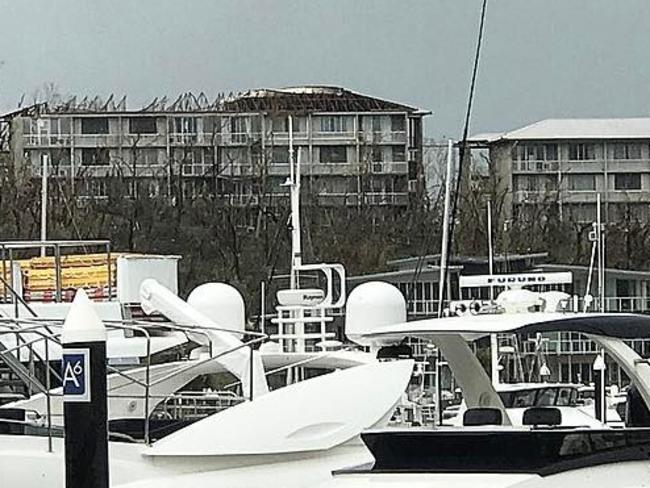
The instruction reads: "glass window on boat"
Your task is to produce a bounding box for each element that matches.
[498,389,537,408]
[536,387,558,406]
[556,387,578,406]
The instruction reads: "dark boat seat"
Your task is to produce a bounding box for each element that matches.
[523,407,562,427]
[463,407,503,426]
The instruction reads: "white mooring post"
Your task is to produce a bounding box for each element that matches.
[62,289,109,488]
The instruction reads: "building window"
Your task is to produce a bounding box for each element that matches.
[81,118,109,134]
[272,116,289,133]
[129,117,157,134]
[391,146,406,162]
[371,116,381,132]
[319,116,347,133]
[230,116,247,134]
[272,146,290,164]
[80,179,107,198]
[514,175,557,192]
[612,143,642,160]
[568,143,596,160]
[614,173,641,190]
[391,115,406,132]
[320,145,347,164]
[514,144,558,161]
[568,174,596,191]
[172,117,198,134]
[81,148,109,166]
[135,148,159,166]
[203,116,222,134]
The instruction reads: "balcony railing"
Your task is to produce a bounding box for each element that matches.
[512,160,560,173]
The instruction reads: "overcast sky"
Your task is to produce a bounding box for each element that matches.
[1,0,649,138]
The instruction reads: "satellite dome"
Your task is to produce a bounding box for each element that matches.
[187,283,245,334]
[496,289,542,313]
[345,281,406,346]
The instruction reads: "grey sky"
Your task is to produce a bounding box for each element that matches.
[1,0,649,138]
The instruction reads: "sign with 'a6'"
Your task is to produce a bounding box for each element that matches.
[62,349,91,402]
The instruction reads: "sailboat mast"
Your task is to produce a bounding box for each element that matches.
[437,140,454,318]
[289,115,302,290]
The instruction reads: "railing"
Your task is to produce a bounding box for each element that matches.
[512,160,560,173]
[0,316,273,448]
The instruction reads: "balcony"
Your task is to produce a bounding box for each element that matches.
[512,160,559,173]
[370,161,408,174]
[357,131,407,144]
[317,192,409,207]
[181,163,213,177]
[24,134,73,147]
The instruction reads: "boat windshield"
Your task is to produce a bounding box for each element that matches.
[498,387,578,408]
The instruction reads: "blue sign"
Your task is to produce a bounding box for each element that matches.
[62,349,91,402]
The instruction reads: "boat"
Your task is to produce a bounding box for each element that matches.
[319,287,650,488]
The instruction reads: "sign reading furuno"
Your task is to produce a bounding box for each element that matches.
[459,272,573,288]
[62,348,91,402]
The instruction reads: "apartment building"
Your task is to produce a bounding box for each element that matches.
[1,86,428,208]
[469,118,650,223]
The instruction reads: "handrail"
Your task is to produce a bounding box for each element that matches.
[0,316,270,447]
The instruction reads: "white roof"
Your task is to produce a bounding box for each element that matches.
[476,118,650,142]
[358,312,650,342]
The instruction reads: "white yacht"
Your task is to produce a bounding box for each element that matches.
[446,382,623,428]
[320,284,650,488]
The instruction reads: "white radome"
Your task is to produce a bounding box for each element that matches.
[345,281,406,346]
[187,283,246,333]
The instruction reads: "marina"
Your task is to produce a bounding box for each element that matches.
[2,1,650,487]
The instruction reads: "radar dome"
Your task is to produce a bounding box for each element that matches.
[540,291,572,312]
[496,289,542,313]
[187,283,245,334]
[345,281,406,346]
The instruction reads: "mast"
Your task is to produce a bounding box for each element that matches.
[597,194,605,312]
[288,115,302,290]
[437,140,453,318]
[487,198,499,386]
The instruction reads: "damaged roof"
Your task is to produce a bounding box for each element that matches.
[2,86,427,117]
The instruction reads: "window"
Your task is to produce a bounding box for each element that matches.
[320,146,347,164]
[568,143,596,160]
[272,116,289,133]
[568,174,596,191]
[371,116,381,132]
[514,175,557,192]
[391,115,406,132]
[80,179,107,198]
[272,146,290,164]
[391,146,406,162]
[537,388,558,406]
[514,144,558,161]
[203,116,222,134]
[319,116,347,133]
[173,117,198,134]
[614,173,641,190]
[136,148,159,166]
[81,148,109,166]
[272,116,300,133]
[81,117,109,134]
[612,143,642,160]
[128,117,157,134]
[230,116,247,134]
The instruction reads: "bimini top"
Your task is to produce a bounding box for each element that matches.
[359,312,650,343]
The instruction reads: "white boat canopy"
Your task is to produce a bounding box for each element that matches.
[358,312,650,344]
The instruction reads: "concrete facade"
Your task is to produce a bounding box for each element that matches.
[1,86,429,208]
[471,118,650,223]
